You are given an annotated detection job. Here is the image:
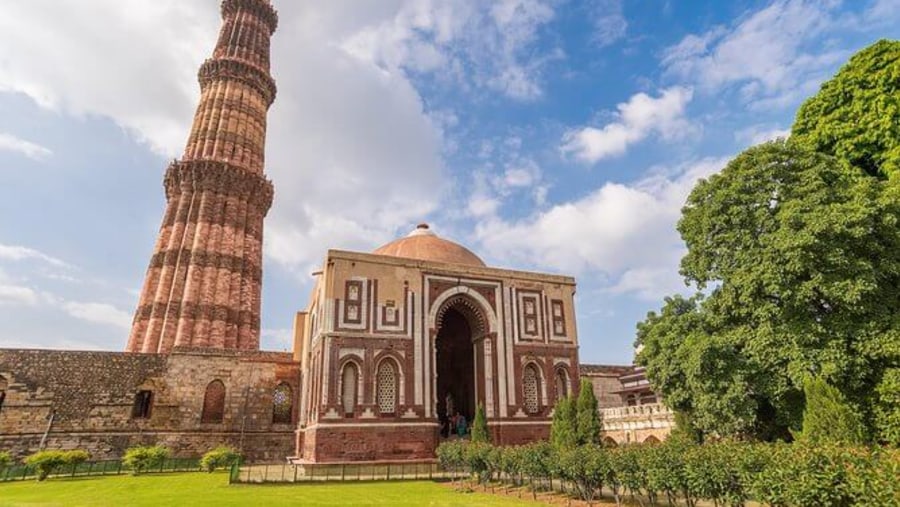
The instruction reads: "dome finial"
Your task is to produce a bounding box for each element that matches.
[409,223,436,237]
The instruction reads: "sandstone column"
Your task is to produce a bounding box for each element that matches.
[127,0,278,353]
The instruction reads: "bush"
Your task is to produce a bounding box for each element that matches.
[0,451,11,470]
[558,445,610,505]
[471,403,490,444]
[442,439,900,506]
[24,450,90,481]
[797,377,867,446]
[575,379,602,446]
[464,442,493,484]
[550,395,577,450]
[436,440,466,476]
[200,446,241,472]
[122,445,169,475]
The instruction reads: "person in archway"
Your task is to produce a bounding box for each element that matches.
[455,411,467,438]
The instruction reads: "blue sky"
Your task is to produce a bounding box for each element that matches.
[0,0,897,363]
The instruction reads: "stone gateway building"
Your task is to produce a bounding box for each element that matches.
[0,0,666,463]
[293,225,579,462]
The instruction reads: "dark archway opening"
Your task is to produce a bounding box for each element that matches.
[436,307,475,432]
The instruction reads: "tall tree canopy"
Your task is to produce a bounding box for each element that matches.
[636,40,900,443]
[792,39,900,179]
[637,140,900,441]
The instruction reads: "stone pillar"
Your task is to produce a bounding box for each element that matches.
[127,0,278,353]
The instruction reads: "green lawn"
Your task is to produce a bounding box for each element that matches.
[0,473,542,506]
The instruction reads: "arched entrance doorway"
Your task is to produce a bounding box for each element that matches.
[433,294,490,437]
[436,308,475,423]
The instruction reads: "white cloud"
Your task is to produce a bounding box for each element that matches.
[0,243,68,267]
[561,87,694,163]
[0,2,458,276]
[340,0,558,100]
[0,0,215,156]
[61,302,132,330]
[0,284,40,306]
[661,0,848,109]
[0,133,52,160]
[475,157,731,299]
[591,0,627,47]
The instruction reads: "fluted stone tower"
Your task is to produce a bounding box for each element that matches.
[128,0,278,354]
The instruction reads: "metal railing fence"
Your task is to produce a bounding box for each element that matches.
[0,458,202,482]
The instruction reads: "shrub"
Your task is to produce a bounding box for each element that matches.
[436,441,466,477]
[782,444,853,507]
[874,368,900,446]
[464,442,493,484]
[0,451,11,470]
[471,403,490,444]
[122,445,169,475]
[611,445,648,504]
[200,446,241,472]
[558,445,609,505]
[550,395,577,450]
[497,445,524,487]
[24,450,90,481]
[797,377,867,446]
[575,379,602,446]
[519,442,554,499]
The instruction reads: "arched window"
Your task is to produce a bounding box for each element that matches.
[376,360,397,415]
[341,363,359,417]
[555,368,569,400]
[272,383,293,424]
[201,380,226,423]
[523,364,541,414]
[0,374,7,414]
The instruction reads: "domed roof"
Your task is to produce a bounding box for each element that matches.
[373,224,486,267]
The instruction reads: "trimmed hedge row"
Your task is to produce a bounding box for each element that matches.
[436,439,900,506]
[0,444,242,481]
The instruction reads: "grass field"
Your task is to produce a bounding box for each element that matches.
[0,473,543,506]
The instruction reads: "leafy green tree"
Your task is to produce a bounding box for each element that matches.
[639,140,900,439]
[471,403,490,444]
[797,377,867,446]
[670,410,703,444]
[792,40,900,179]
[874,368,900,447]
[575,379,602,446]
[550,395,577,450]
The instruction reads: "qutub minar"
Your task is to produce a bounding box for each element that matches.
[128,0,277,354]
[0,0,671,464]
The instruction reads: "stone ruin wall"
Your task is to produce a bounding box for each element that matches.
[0,348,300,462]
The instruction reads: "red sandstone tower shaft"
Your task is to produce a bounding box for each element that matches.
[127,0,278,354]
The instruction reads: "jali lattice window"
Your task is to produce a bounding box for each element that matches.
[523,364,540,414]
[272,383,293,424]
[376,360,397,415]
[341,363,358,416]
[555,369,568,401]
[201,380,226,423]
